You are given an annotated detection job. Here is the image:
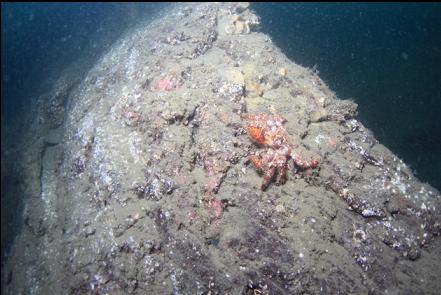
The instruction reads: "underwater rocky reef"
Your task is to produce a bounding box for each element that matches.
[2,3,440,294]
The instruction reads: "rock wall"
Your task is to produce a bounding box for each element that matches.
[2,3,440,294]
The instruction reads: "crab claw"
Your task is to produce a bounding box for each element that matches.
[292,153,319,170]
[247,126,266,146]
[249,154,263,171]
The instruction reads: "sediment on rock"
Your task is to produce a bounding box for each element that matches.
[2,3,440,295]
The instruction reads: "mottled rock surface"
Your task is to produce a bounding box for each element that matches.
[2,3,440,295]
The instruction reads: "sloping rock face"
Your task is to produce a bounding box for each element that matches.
[2,3,440,294]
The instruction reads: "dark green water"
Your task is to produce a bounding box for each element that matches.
[252,3,441,191]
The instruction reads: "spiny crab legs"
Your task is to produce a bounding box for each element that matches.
[242,113,319,190]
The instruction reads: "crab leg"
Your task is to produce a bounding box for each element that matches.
[291,153,319,170]
[275,165,288,185]
[261,167,276,191]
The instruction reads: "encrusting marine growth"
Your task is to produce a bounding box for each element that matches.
[242,113,319,190]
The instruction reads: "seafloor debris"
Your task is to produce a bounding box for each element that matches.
[132,173,175,201]
[225,15,251,35]
[162,31,191,45]
[242,113,319,190]
[222,10,260,36]
[190,30,217,59]
[339,188,385,218]
[326,99,358,123]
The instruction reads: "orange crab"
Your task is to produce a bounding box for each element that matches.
[242,113,319,190]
